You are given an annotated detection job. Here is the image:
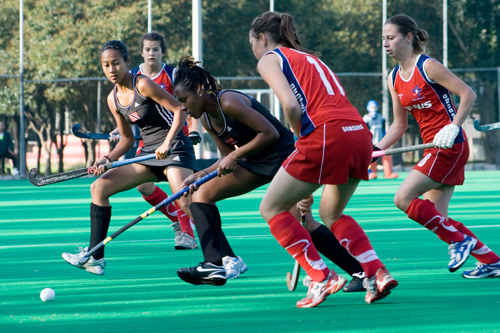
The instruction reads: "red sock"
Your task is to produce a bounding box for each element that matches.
[330,215,382,277]
[268,212,329,282]
[406,199,464,244]
[448,218,500,264]
[176,201,195,237]
[142,186,178,223]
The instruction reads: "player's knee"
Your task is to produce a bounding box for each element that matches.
[393,193,409,212]
[259,200,273,222]
[136,183,155,196]
[177,197,192,217]
[90,179,108,201]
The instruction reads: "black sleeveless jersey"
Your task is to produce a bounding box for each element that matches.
[204,90,294,162]
[113,73,188,150]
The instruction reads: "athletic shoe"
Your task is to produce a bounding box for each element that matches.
[222,256,248,279]
[11,167,20,176]
[364,266,398,304]
[177,262,227,286]
[296,271,347,308]
[448,235,477,272]
[343,271,366,292]
[303,275,313,288]
[61,247,106,275]
[171,222,181,239]
[175,232,198,250]
[462,261,500,279]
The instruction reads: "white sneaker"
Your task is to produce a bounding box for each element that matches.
[62,247,106,275]
[448,235,477,272]
[171,222,181,240]
[222,256,248,279]
[303,275,313,287]
[296,271,347,308]
[11,167,20,175]
[175,232,198,250]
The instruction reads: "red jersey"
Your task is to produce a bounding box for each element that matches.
[131,62,176,94]
[391,54,465,144]
[265,47,362,137]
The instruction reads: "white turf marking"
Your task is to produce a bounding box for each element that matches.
[1,224,499,250]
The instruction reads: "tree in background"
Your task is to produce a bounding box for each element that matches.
[1,0,500,171]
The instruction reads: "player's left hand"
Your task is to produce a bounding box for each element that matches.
[296,195,314,216]
[433,124,459,149]
[155,143,171,159]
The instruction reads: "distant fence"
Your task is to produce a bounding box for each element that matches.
[1,67,500,174]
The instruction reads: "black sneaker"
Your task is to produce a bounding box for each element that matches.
[343,272,366,292]
[177,262,227,286]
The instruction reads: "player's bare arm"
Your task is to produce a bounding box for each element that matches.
[425,59,476,127]
[257,54,302,135]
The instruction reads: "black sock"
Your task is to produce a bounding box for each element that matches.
[190,202,234,266]
[89,203,111,260]
[220,231,236,258]
[310,224,363,276]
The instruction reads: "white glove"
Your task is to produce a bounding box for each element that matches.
[433,124,459,149]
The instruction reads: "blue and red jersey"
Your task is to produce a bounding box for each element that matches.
[264,47,363,137]
[391,54,465,144]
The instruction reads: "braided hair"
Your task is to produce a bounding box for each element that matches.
[174,55,222,98]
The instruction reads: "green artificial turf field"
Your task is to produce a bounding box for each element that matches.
[1,171,499,332]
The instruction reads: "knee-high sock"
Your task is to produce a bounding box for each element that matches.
[406,199,464,244]
[190,202,229,265]
[448,218,500,264]
[176,201,195,237]
[220,231,236,258]
[268,212,329,282]
[142,186,178,223]
[310,224,363,276]
[89,203,111,260]
[330,215,382,278]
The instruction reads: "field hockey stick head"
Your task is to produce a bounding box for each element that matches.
[28,168,43,186]
[72,123,82,136]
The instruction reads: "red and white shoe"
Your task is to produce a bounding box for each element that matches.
[364,266,398,304]
[296,271,347,308]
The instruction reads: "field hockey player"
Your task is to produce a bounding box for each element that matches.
[62,40,198,275]
[251,12,398,308]
[377,14,500,278]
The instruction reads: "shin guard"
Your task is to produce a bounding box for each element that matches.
[330,215,382,277]
[89,203,111,260]
[268,212,329,282]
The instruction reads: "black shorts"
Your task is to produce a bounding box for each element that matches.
[238,143,294,177]
[136,135,198,182]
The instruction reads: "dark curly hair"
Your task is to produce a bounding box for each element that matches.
[174,55,222,98]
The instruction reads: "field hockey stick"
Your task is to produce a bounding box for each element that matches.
[72,123,142,141]
[28,153,158,187]
[372,142,435,158]
[473,119,500,132]
[78,170,218,264]
[286,214,306,291]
